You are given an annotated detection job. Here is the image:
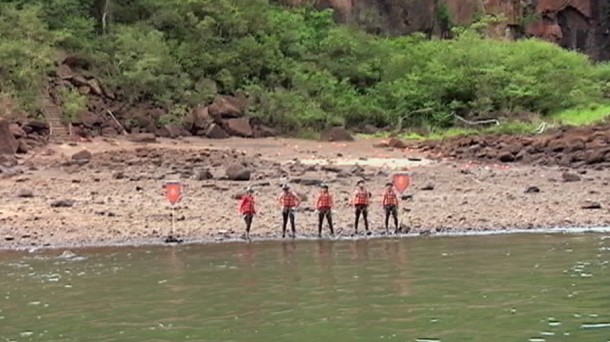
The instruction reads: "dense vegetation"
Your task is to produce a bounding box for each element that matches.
[1,0,610,134]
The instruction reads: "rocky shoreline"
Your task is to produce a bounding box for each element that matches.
[1,136,609,251]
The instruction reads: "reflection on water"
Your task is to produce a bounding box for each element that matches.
[0,234,609,341]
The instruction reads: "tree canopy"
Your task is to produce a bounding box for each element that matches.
[0,0,609,133]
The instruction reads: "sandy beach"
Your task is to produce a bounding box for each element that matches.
[1,136,609,250]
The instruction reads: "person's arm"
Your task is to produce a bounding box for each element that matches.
[238,197,245,214]
[294,192,301,207]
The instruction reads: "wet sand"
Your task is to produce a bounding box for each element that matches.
[1,136,610,250]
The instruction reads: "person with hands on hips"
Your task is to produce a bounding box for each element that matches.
[238,187,256,241]
[315,183,334,238]
[352,180,372,236]
[382,182,400,234]
[278,184,301,239]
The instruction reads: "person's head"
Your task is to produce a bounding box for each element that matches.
[386,182,393,190]
[320,183,329,192]
[282,184,290,192]
[246,187,254,195]
[357,180,365,189]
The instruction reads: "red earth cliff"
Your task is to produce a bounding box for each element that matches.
[281,0,610,60]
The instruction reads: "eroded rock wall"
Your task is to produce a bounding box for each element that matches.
[281,0,610,60]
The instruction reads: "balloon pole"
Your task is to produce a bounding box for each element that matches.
[398,211,402,235]
[171,204,175,237]
[163,181,184,244]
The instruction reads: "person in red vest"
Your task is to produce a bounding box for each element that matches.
[352,180,372,235]
[278,184,301,238]
[315,183,334,238]
[382,182,400,234]
[239,187,256,241]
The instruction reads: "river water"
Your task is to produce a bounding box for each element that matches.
[0,234,609,341]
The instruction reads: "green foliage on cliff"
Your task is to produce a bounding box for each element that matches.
[0,4,56,113]
[0,0,608,133]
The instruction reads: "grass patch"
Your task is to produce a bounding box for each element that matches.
[550,104,610,126]
[357,103,610,142]
[357,121,541,141]
[398,122,540,141]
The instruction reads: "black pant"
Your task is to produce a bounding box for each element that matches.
[354,205,369,233]
[318,209,334,236]
[282,208,296,237]
[384,205,399,231]
[243,214,253,234]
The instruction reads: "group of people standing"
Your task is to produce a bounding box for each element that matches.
[238,180,402,240]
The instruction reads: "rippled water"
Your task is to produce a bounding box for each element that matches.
[0,234,609,341]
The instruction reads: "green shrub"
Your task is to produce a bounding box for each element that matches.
[57,87,87,123]
[0,3,56,114]
[0,1,608,134]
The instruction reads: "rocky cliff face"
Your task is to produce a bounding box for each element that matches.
[286,0,610,60]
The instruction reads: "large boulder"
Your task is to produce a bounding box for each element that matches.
[155,125,182,139]
[69,74,89,88]
[226,164,251,181]
[8,123,26,139]
[79,111,103,127]
[205,124,229,139]
[223,118,253,137]
[164,124,182,138]
[387,137,407,149]
[87,79,104,96]
[208,95,245,119]
[193,106,214,129]
[71,150,92,162]
[16,140,30,154]
[22,120,49,135]
[0,120,19,155]
[320,127,354,142]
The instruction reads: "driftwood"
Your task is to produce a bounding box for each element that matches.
[106,110,127,135]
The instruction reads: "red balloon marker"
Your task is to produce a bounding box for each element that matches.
[164,182,183,205]
[392,173,411,194]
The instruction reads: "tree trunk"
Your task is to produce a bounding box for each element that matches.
[102,0,111,35]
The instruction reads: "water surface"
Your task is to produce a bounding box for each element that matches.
[1,234,609,341]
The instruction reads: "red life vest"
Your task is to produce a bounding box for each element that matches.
[353,189,370,206]
[316,192,333,210]
[239,195,256,214]
[279,191,299,208]
[382,190,398,206]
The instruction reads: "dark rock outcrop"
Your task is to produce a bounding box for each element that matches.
[416,124,610,169]
[205,124,229,139]
[0,120,19,155]
[285,0,610,61]
[226,164,251,181]
[224,118,253,138]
